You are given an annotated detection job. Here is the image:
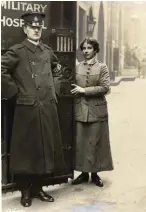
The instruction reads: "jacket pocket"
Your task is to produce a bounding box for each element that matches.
[16,96,35,105]
[95,98,107,106]
[94,99,108,118]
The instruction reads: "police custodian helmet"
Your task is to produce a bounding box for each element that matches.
[20,12,45,27]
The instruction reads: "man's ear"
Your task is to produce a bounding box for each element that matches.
[23,25,27,35]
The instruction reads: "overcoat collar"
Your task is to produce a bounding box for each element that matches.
[22,39,44,52]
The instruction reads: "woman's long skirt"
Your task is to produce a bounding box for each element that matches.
[75,121,114,173]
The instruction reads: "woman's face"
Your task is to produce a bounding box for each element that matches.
[82,42,96,60]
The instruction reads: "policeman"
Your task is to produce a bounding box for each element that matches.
[1,12,66,207]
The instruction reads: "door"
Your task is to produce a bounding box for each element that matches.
[1,1,76,191]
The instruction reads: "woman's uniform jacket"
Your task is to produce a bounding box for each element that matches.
[74,58,110,122]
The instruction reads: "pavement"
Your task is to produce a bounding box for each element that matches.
[110,68,138,86]
[1,77,146,212]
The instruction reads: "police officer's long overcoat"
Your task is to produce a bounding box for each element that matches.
[1,39,66,175]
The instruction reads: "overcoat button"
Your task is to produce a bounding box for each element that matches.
[36,85,41,90]
[32,73,37,78]
[31,61,35,65]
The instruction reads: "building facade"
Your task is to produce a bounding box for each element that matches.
[123,2,146,64]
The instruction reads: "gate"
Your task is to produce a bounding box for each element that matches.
[1,1,76,191]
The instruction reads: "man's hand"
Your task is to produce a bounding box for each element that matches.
[71,84,85,95]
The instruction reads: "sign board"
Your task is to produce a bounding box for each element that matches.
[1,1,50,50]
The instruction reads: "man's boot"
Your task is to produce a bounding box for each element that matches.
[20,186,32,207]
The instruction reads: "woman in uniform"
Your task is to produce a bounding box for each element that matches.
[71,38,113,187]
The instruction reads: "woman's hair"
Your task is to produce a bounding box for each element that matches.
[80,38,100,53]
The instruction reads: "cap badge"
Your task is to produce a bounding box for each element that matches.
[34,16,39,22]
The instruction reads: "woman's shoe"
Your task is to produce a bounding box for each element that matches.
[72,173,89,185]
[91,173,104,187]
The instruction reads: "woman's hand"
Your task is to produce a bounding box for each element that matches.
[57,63,61,70]
[71,84,85,95]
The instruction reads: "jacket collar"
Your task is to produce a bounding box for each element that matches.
[83,57,98,66]
[22,39,44,52]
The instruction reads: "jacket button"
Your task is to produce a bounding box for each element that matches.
[49,86,52,89]
[36,85,41,90]
[86,80,89,84]
[88,68,91,70]
[30,61,35,65]
[87,71,90,74]
[32,73,37,78]
[46,59,49,63]
[48,73,51,76]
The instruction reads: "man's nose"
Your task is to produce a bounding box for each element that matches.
[35,28,39,32]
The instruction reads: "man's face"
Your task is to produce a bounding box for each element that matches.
[23,24,42,41]
[82,42,96,60]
